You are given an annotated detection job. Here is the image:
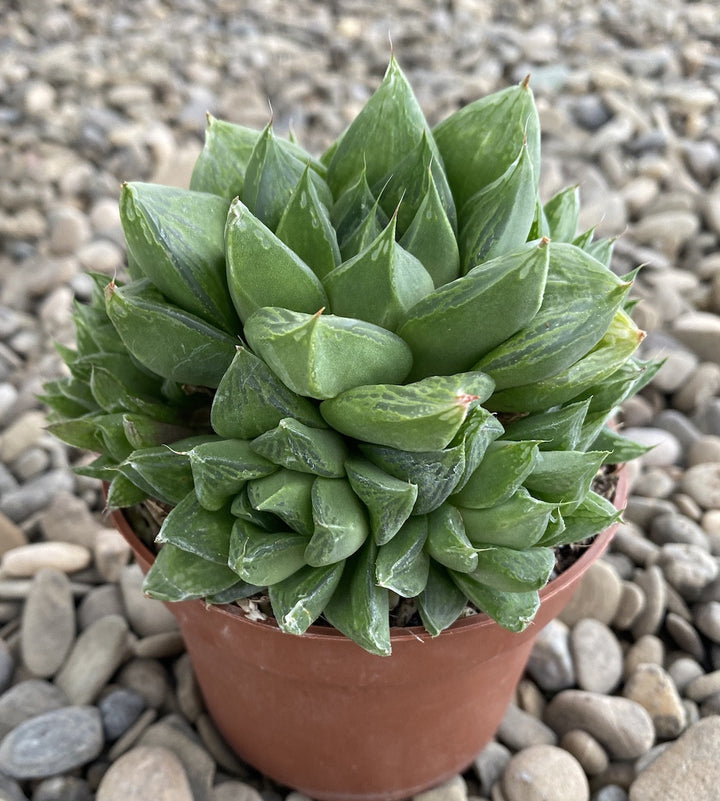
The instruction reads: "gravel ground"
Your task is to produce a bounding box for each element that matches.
[2,1,720,800]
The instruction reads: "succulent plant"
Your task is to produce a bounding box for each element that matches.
[43,57,658,655]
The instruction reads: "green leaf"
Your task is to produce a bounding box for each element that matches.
[320,372,493,452]
[467,544,555,593]
[337,191,388,261]
[425,503,477,573]
[120,182,239,334]
[228,519,307,585]
[244,307,413,400]
[488,308,645,413]
[433,77,540,209]
[250,418,348,478]
[230,486,281,531]
[275,166,341,281]
[305,477,370,567]
[324,539,391,656]
[105,279,236,389]
[106,473,149,509]
[190,114,260,199]
[225,199,328,323]
[72,454,118,481]
[457,143,536,273]
[46,416,103,452]
[269,562,345,635]
[206,579,264,604]
[417,563,468,636]
[246,469,315,536]
[475,242,632,390]
[189,438,278,511]
[524,450,609,512]
[92,413,134,461]
[211,347,325,439]
[543,185,580,242]
[122,414,194,450]
[452,440,540,509]
[375,515,429,597]
[570,357,663,414]
[330,166,387,254]
[583,426,653,464]
[326,55,438,197]
[450,571,540,632]
[360,440,466,515]
[527,195,550,241]
[119,435,215,505]
[539,490,621,548]
[371,130,456,236]
[451,406,505,491]
[241,122,332,231]
[400,168,461,287]
[501,400,591,451]
[190,114,327,200]
[143,544,240,601]
[344,458,418,546]
[457,487,554,549]
[398,240,550,379]
[323,215,435,332]
[156,491,234,564]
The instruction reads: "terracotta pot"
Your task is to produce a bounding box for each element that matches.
[109,466,627,801]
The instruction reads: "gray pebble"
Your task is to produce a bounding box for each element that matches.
[116,658,170,709]
[673,363,720,413]
[77,584,126,630]
[630,468,675,499]
[612,512,660,567]
[665,612,705,660]
[211,782,265,801]
[0,773,27,801]
[139,716,216,801]
[649,513,709,550]
[99,687,147,742]
[685,670,720,702]
[631,567,667,638]
[412,774,467,801]
[20,568,75,678]
[672,311,720,365]
[526,619,575,691]
[681,463,720,509]
[54,614,130,705]
[119,564,179,637]
[32,776,94,801]
[629,717,720,800]
[694,600,720,643]
[622,498,677,531]
[625,635,665,679]
[560,729,609,776]
[0,470,75,524]
[0,636,14,693]
[497,703,557,751]
[654,409,703,450]
[688,435,720,466]
[174,653,203,723]
[95,745,195,801]
[544,690,655,759]
[559,560,623,626]
[612,581,646,630]
[0,705,103,779]
[473,741,511,796]
[570,618,623,694]
[0,679,68,739]
[692,397,720,437]
[502,744,589,801]
[667,656,705,693]
[592,786,627,801]
[657,543,719,600]
[195,713,248,777]
[47,206,91,256]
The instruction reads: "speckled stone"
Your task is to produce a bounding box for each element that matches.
[623,663,687,739]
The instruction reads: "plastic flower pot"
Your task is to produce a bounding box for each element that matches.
[108,465,626,801]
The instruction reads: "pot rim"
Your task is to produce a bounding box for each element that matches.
[109,462,627,644]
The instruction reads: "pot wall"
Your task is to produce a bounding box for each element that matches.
[109,466,626,801]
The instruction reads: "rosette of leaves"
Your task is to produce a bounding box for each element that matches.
[43,57,658,656]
